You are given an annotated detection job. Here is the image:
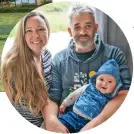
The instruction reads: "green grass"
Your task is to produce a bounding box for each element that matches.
[0,12,27,55]
[39,1,71,12]
[0,4,38,13]
[0,1,72,92]
[0,12,36,55]
[0,40,5,55]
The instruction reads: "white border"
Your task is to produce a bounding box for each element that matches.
[0,0,134,134]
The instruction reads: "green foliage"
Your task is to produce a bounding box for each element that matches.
[0,5,37,13]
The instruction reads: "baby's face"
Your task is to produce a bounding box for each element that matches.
[96,74,116,94]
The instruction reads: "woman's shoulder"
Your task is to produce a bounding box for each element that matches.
[43,49,51,57]
[42,49,52,62]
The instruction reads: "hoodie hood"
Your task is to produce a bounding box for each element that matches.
[90,59,123,97]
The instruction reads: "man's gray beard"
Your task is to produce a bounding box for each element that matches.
[75,40,94,50]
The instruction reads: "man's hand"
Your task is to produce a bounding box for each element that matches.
[80,116,101,132]
[80,122,92,132]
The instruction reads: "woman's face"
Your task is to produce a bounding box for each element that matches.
[24,16,49,56]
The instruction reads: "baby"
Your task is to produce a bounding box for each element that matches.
[58,59,122,133]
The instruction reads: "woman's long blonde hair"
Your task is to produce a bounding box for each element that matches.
[1,11,50,115]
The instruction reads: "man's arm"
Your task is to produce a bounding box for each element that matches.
[80,44,131,131]
[80,90,128,131]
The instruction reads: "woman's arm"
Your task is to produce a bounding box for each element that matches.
[42,99,69,133]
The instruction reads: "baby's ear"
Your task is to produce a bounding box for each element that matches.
[89,71,96,78]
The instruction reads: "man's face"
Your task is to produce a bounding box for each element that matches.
[68,12,98,52]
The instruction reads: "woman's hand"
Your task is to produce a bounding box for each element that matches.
[45,116,69,133]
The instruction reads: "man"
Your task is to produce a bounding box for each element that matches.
[43,2,132,133]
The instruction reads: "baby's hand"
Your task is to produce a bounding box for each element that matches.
[59,104,67,115]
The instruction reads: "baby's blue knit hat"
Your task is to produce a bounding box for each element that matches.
[90,59,122,97]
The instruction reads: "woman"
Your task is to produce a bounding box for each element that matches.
[1,11,52,127]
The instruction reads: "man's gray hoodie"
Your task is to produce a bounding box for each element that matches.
[49,34,132,104]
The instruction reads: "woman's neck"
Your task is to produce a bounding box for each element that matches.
[33,53,42,63]
[33,54,43,78]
